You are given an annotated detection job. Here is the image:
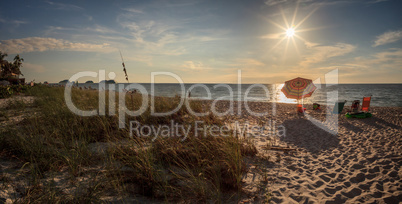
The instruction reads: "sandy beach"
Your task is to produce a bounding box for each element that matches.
[2,0,402,202]
[217,101,402,203]
[1,95,402,203]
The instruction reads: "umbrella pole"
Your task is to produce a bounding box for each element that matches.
[297,86,299,112]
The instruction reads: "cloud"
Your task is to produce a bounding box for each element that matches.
[123,8,144,14]
[0,18,28,27]
[0,37,113,54]
[304,41,319,48]
[229,58,265,67]
[368,0,389,4]
[180,61,210,71]
[315,49,402,82]
[117,16,185,55]
[355,48,402,68]
[373,30,402,47]
[46,1,83,11]
[261,33,283,40]
[265,0,350,9]
[87,25,118,34]
[125,55,153,66]
[23,63,45,73]
[44,25,118,36]
[300,42,356,67]
[264,0,288,6]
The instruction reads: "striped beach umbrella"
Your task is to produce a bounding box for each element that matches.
[281,77,316,100]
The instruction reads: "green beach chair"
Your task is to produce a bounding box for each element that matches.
[332,101,347,114]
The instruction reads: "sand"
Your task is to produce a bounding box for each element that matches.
[214,101,402,203]
[1,96,401,203]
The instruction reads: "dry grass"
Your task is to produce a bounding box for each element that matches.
[0,85,255,202]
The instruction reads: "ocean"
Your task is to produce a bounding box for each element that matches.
[72,83,402,107]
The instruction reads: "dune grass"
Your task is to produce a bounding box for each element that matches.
[0,85,256,202]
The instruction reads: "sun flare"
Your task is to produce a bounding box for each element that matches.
[264,3,319,53]
[286,28,295,37]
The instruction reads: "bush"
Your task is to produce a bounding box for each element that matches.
[0,86,13,98]
[0,84,31,98]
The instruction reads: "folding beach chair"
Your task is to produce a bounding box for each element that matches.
[313,103,321,110]
[361,96,371,112]
[332,101,347,114]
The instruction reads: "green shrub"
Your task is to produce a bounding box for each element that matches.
[0,84,31,98]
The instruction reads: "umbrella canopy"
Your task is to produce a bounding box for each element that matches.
[281,77,316,100]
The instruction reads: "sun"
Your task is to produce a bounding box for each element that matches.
[286,28,295,37]
[263,3,319,53]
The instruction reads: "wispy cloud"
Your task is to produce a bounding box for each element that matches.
[0,37,113,54]
[300,42,356,67]
[125,55,153,66]
[264,0,288,7]
[45,1,83,11]
[123,8,144,14]
[87,25,119,34]
[117,15,185,55]
[318,49,402,81]
[44,25,119,36]
[180,61,210,71]
[355,48,402,68]
[368,0,389,4]
[0,18,28,27]
[261,33,282,40]
[265,0,350,9]
[373,30,402,47]
[228,58,265,67]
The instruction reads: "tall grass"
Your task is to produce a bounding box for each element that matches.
[0,85,255,202]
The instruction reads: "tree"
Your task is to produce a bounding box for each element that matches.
[12,54,24,76]
[0,51,7,62]
[0,51,24,78]
[0,62,13,78]
[0,51,10,78]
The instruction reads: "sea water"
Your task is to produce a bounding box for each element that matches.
[73,83,402,107]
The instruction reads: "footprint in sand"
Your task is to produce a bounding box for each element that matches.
[333,173,346,183]
[350,172,366,183]
[325,193,347,203]
[319,174,332,183]
[343,181,352,188]
[288,193,305,203]
[341,187,362,198]
[350,163,364,170]
[366,172,377,180]
[369,166,380,173]
[370,191,384,198]
[387,170,398,178]
[323,186,342,195]
[314,180,325,188]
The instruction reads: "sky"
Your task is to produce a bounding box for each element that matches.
[0,0,401,84]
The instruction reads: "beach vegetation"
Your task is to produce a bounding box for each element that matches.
[0,84,31,98]
[0,86,255,202]
[0,51,24,79]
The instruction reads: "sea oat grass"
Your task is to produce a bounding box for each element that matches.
[0,86,255,202]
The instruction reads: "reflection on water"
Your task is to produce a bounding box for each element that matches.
[72,83,402,107]
[273,83,297,104]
